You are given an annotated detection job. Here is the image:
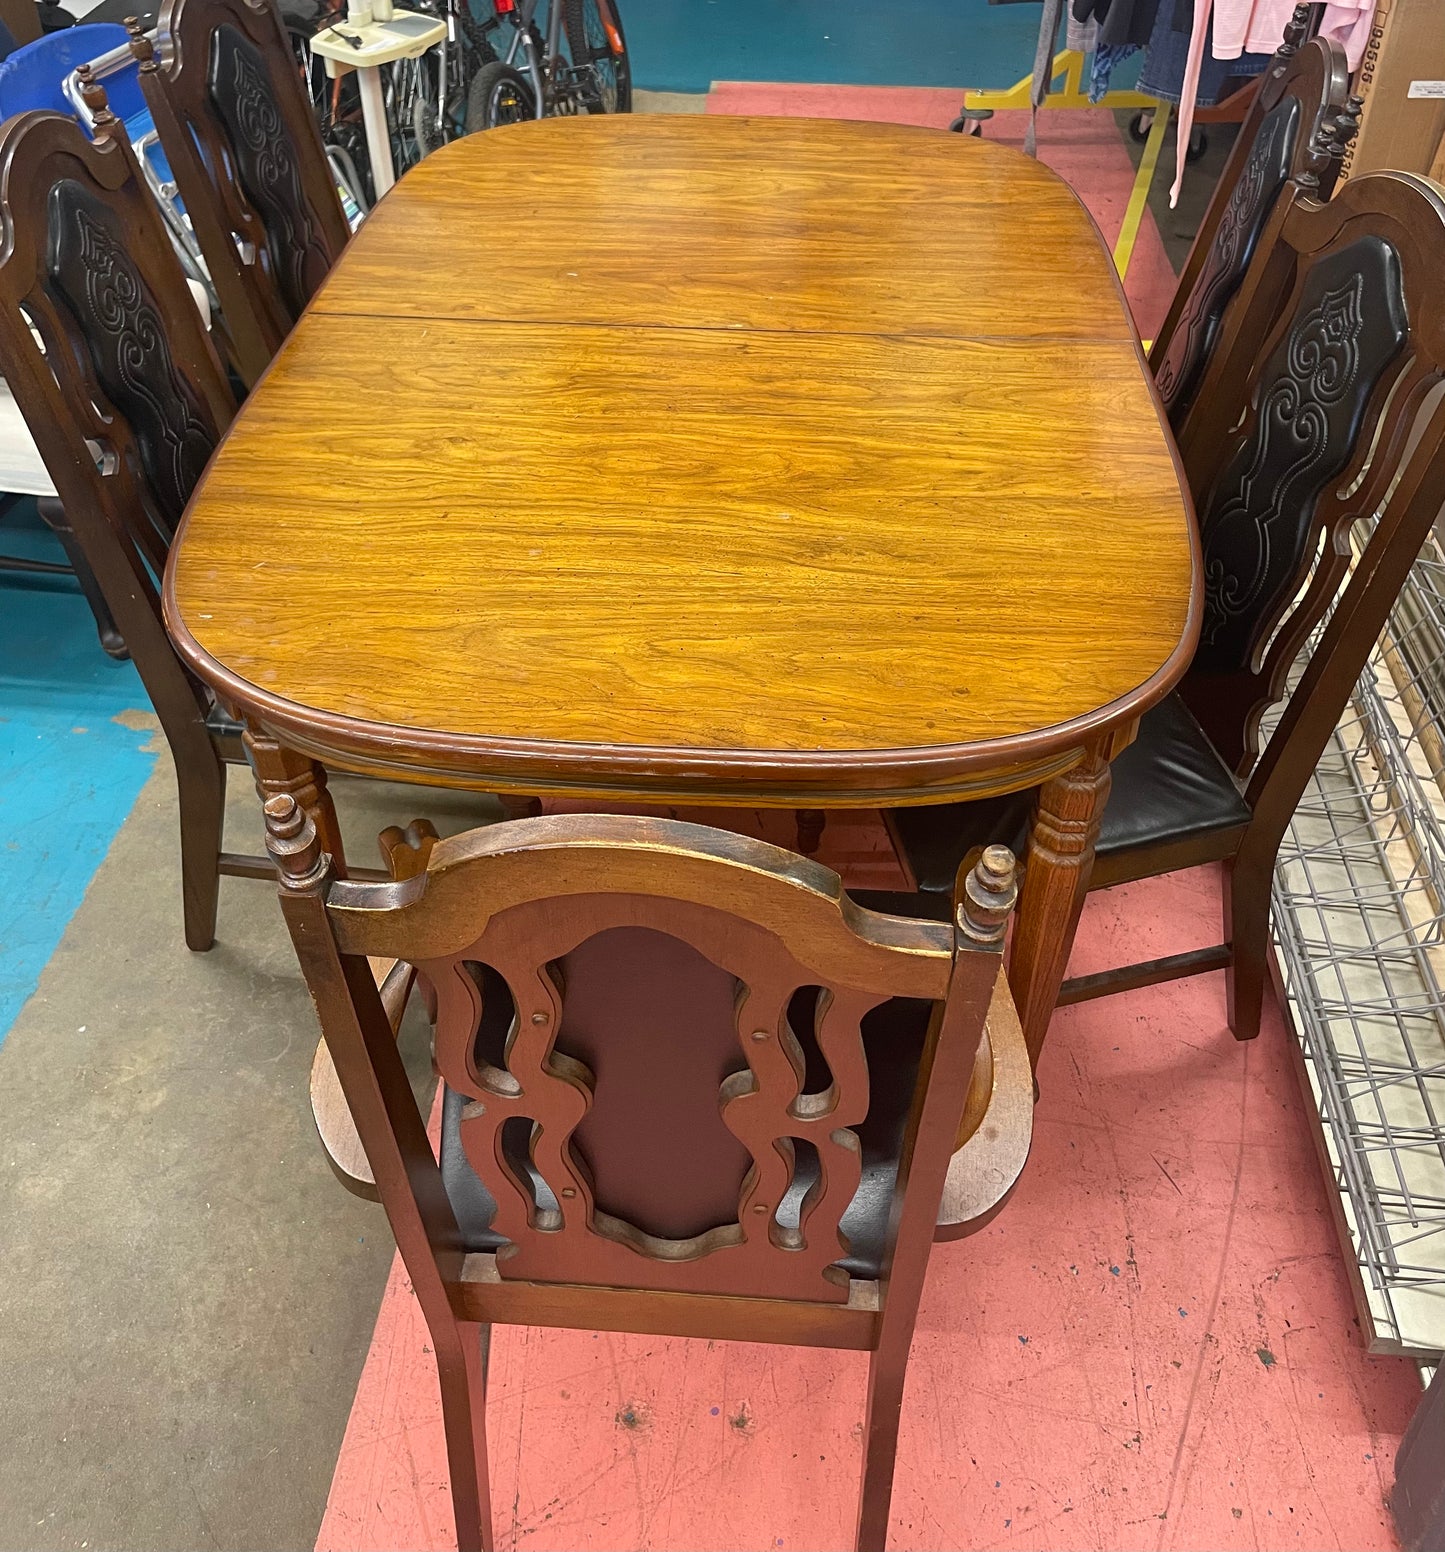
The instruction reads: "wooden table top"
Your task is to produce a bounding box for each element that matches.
[167,114,1198,805]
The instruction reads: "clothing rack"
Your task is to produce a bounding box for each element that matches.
[952,7,1316,288]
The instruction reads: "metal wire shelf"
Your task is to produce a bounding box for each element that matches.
[1272,528,1445,1355]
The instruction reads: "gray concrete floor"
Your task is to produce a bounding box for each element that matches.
[0,732,505,1551]
[1115,106,1238,274]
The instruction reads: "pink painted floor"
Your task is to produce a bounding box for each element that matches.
[314,89,1421,1552]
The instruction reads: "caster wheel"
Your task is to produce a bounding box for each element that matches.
[1128,110,1152,142]
[1186,126,1208,162]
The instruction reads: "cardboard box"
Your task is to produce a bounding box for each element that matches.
[1337,0,1445,185]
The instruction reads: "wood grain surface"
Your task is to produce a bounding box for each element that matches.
[167,114,1197,804]
[314,115,1134,339]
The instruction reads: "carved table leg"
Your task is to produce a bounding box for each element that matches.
[242,727,348,876]
[1008,741,1112,1075]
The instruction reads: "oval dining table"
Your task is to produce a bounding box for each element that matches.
[166,113,1199,1146]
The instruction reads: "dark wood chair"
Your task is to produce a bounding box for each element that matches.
[1150,4,1354,426]
[0,98,257,950]
[126,0,350,388]
[267,802,1032,1552]
[888,164,1445,1062]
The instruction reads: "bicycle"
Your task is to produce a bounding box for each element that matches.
[464,0,631,131]
[294,0,628,194]
[385,0,629,170]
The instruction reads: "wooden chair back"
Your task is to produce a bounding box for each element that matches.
[1173,168,1445,836]
[1150,8,1353,425]
[0,102,237,735]
[128,0,350,387]
[271,807,1014,1311]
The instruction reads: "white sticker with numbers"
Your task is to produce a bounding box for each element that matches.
[1407,80,1445,98]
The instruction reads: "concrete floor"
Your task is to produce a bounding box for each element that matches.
[0,743,506,1551]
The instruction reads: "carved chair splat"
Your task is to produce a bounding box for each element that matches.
[267,803,1032,1552]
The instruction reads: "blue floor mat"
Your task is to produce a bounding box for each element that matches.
[624,0,1045,94]
[0,505,157,1045]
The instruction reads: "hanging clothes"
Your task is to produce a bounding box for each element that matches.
[1071,0,1165,47]
[1137,2,1269,105]
[1090,41,1141,99]
[1066,7,1099,54]
[1171,0,1378,203]
[1215,0,1376,65]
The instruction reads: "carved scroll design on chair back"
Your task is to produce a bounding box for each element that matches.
[432,897,901,1302]
[207,23,327,323]
[46,178,221,543]
[301,814,1013,1306]
[1194,238,1407,672]
[0,109,237,614]
[1155,97,1300,420]
[1175,170,1445,775]
[130,0,350,387]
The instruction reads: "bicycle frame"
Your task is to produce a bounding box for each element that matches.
[497,0,560,119]
[493,0,623,117]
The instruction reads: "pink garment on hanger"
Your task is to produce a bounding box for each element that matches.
[1216,0,1375,69]
[1170,0,1213,207]
[1170,0,1378,207]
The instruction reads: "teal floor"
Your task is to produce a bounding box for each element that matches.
[623,0,1045,93]
[0,505,157,1043]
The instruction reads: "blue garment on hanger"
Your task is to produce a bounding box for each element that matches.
[1089,41,1140,101]
[1136,6,1270,105]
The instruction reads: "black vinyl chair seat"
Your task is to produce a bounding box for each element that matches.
[439,988,938,1281]
[890,694,1253,896]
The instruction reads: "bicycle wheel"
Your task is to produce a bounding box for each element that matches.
[564,0,631,114]
[464,60,536,131]
[411,55,448,156]
[387,54,440,169]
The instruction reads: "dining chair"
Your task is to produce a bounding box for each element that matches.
[126,0,350,388]
[1149,5,1354,425]
[267,801,1031,1552]
[888,164,1445,1061]
[0,97,255,952]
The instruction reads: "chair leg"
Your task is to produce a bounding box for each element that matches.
[499,794,543,820]
[1222,852,1269,1041]
[796,809,825,855]
[176,739,227,952]
[436,1320,494,1552]
[855,1342,909,1552]
[36,498,128,660]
